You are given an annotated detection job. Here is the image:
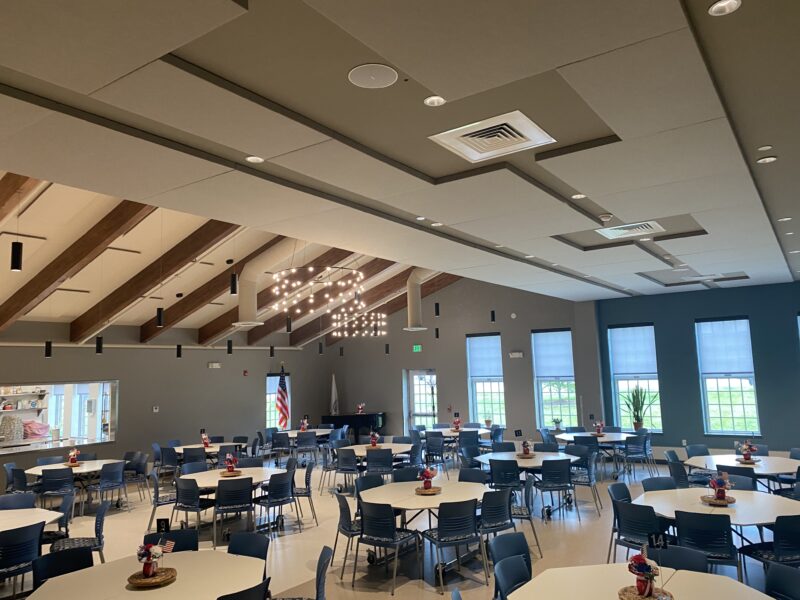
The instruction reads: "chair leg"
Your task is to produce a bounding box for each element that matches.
[331,530,340,562]
[308,496,319,526]
[436,545,445,595]
[98,550,106,564]
[391,543,399,595]
[212,508,218,548]
[341,536,351,579]
[528,518,543,558]
[607,531,616,563]
[148,506,158,532]
[351,539,361,587]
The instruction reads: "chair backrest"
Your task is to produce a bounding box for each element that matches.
[334,492,355,532]
[40,467,74,493]
[151,443,162,463]
[642,476,677,492]
[216,477,254,510]
[36,456,64,466]
[533,443,558,453]
[489,459,521,489]
[167,439,182,448]
[99,461,124,484]
[80,453,98,461]
[266,471,294,502]
[182,447,207,464]
[490,428,506,443]
[765,561,800,600]
[734,441,769,456]
[143,529,199,552]
[566,426,586,433]
[94,500,112,542]
[284,457,298,474]
[615,500,661,541]
[410,429,422,445]
[0,492,35,509]
[494,555,531,600]
[771,516,800,561]
[408,444,423,467]
[573,435,600,449]
[132,453,149,475]
[458,430,479,448]
[360,501,400,540]
[228,532,269,569]
[237,457,263,468]
[433,423,449,429]
[55,493,75,532]
[624,435,646,454]
[32,546,93,589]
[789,448,800,460]
[175,477,202,509]
[302,461,315,488]
[667,462,691,488]
[11,468,30,493]
[3,462,16,489]
[354,474,384,504]
[209,436,225,443]
[393,436,412,444]
[459,445,480,466]
[315,546,334,600]
[685,444,709,458]
[603,426,622,433]
[336,448,358,470]
[487,532,531,581]
[218,445,239,459]
[392,467,420,483]
[426,434,445,454]
[608,482,632,503]
[725,473,757,491]
[437,499,478,540]
[414,424,426,432]
[296,432,318,448]
[232,436,248,445]
[458,468,489,484]
[492,442,515,452]
[539,459,572,485]
[161,446,179,468]
[663,450,680,463]
[675,510,734,557]
[180,461,208,476]
[272,433,290,450]
[216,578,271,600]
[0,521,44,571]
[480,489,512,528]
[366,448,393,470]
[651,546,708,573]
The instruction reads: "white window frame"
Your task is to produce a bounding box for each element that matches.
[531,329,578,428]
[407,370,438,431]
[266,373,291,430]
[608,325,663,432]
[466,334,506,427]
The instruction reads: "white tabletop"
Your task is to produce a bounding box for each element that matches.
[0,508,62,532]
[555,432,636,443]
[359,480,486,511]
[684,454,800,476]
[350,443,412,458]
[29,550,264,599]
[173,443,244,455]
[179,466,284,489]
[284,429,330,439]
[510,564,767,599]
[475,451,579,469]
[425,428,490,437]
[633,488,800,526]
[25,459,124,477]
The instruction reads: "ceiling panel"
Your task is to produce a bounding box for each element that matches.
[518,280,627,301]
[269,139,429,200]
[0,0,246,93]
[516,237,663,269]
[91,59,330,160]
[557,28,723,139]
[302,0,685,101]
[0,95,50,141]
[447,261,568,286]
[538,118,743,197]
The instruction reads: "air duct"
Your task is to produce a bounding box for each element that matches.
[403,268,434,331]
[233,238,309,329]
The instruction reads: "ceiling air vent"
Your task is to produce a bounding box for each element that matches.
[595,221,665,240]
[429,110,555,163]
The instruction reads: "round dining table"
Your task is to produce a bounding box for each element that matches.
[509,563,768,599]
[349,443,412,458]
[0,508,62,533]
[179,466,285,489]
[684,454,800,476]
[554,431,636,443]
[475,451,579,469]
[24,459,124,477]
[284,429,331,439]
[29,550,265,599]
[359,480,485,511]
[633,488,800,526]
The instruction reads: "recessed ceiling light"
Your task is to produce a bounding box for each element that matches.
[707,0,742,16]
[674,268,689,272]
[778,217,792,222]
[757,145,773,152]
[583,274,592,278]
[786,232,795,236]
[347,63,398,89]
[790,250,800,254]
[431,222,443,227]
[678,263,688,267]
[245,155,264,164]
[639,237,652,242]
[423,95,446,107]
[551,263,559,267]
[524,255,535,259]
[495,244,504,248]
[415,216,426,221]
[756,156,778,164]
[571,193,587,200]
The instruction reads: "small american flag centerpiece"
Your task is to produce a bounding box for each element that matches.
[593,420,604,434]
[201,432,210,448]
[452,416,461,431]
[68,448,80,465]
[738,439,758,462]
[419,466,437,490]
[299,418,308,432]
[710,471,732,501]
[369,431,379,447]
[137,543,163,577]
[521,439,532,455]
[356,403,366,415]
[628,547,660,597]
[225,453,238,473]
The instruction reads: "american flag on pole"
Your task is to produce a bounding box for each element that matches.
[162,539,175,553]
[276,365,289,429]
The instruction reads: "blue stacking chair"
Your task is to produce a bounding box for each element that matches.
[494,555,531,600]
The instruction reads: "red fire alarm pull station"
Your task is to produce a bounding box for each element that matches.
[243,370,249,377]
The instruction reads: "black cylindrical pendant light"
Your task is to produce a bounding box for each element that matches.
[10,241,22,272]
[318,342,323,355]
[385,343,390,355]
[176,344,182,358]
[156,307,164,328]
[226,339,233,355]
[435,327,440,339]
[490,310,496,323]
[434,302,440,317]
[339,346,344,357]
[286,316,292,333]
[269,345,275,358]
[95,336,103,354]
[230,272,238,295]
[44,341,52,358]
[372,323,378,336]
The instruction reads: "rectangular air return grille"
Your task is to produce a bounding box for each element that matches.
[429,110,555,163]
[595,221,665,240]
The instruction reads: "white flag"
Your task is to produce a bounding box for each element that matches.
[330,373,339,415]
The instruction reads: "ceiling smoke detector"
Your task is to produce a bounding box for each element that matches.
[595,221,665,240]
[429,110,555,163]
[348,64,398,89]
[708,0,742,16]
[598,213,614,223]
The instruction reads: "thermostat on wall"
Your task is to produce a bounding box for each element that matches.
[208,362,221,369]
[508,351,524,359]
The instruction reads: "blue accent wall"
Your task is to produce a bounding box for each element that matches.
[596,282,800,450]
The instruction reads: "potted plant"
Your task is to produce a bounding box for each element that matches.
[551,418,562,432]
[621,386,658,431]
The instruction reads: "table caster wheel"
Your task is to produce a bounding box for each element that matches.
[335,484,344,494]
[367,550,376,565]
[541,506,552,521]
[276,515,285,529]
[565,494,573,507]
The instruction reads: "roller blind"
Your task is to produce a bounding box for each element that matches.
[532,330,574,378]
[609,325,658,375]
[695,319,754,373]
[466,335,503,378]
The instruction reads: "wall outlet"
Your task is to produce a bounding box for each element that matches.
[208,362,221,369]
[681,439,687,446]
[152,406,159,414]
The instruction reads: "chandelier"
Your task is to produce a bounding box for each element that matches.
[331,310,387,337]
[271,266,366,315]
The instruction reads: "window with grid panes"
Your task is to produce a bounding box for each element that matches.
[531,330,578,427]
[265,373,291,430]
[409,370,437,430]
[466,334,506,426]
[608,325,663,431]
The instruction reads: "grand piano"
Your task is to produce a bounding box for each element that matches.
[322,412,386,440]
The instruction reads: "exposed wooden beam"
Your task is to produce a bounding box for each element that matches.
[248,257,395,345]
[0,200,156,334]
[70,219,238,343]
[0,173,39,225]
[139,235,286,343]
[197,247,354,345]
[324,273,461,346]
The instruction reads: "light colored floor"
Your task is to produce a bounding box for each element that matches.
[3,460,769,599]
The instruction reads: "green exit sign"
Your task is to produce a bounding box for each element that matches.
[412,344,423,353]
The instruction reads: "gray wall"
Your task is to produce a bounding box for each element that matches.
[330,278,605,438]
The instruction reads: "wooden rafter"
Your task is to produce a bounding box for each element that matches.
[197,247,354,345]
[247,257,395,345]
[70,219,238,343]
[139,235,286,343]
[0,200,155,334]
[0,173,41,225]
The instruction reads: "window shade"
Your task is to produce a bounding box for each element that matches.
[695,319,754,373]
[466,335,503,378]
[532,330,574,377]
[609,326,658,375]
